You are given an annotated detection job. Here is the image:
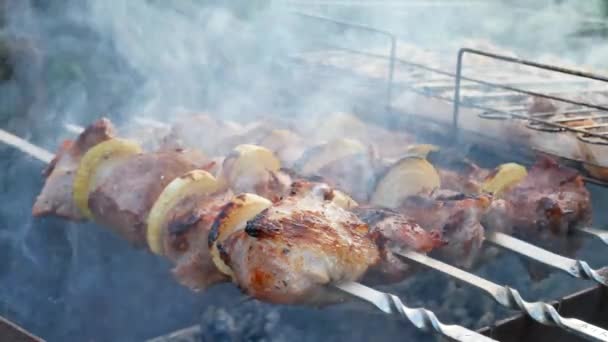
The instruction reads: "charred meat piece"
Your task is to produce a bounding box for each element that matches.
[398,192,491,268]
[211,181,446,304]
[354,206,446,284]
[437,162,491,195]
[212,184,379,304]
[32,118,115,220]
[164,190,233,291]
[88,150,208,247]
[483,157,591,237]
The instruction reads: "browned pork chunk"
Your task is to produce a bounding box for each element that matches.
[353,206,445,284]
[211,184,379,305]
[398,192,492,268]
[162,190,234,291]
[482,157,590,261]
[32,118,115,220]
[88,150,208,247]
[209,181,444,305]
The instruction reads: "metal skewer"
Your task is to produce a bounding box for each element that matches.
[577,226,608,247]
[0,128,490,342]
[335,282,498,342]
[0,129,53,163]
[486,231,608,287]
[395,250,608,342]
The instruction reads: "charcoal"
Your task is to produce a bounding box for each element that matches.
[199,300,295,342]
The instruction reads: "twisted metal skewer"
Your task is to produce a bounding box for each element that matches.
[486,232,608,287]
[335,282,497,342]
[396,250,608,342]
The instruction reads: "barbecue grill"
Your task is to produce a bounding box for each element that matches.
[2,4,608,342]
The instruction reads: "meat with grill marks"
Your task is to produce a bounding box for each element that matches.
[484,157,591,236]
[397,192,492,268]
[482,157,590,271]
[209,181,444,304]
[163,190,234,291]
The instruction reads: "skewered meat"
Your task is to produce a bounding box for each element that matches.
[294,138,378,203]
[29,114,597,303]
[88,150,210,247]
[208,181,443,304]
[353,206,445,284]
[398,192,491,268]
[436,160,491,195]
[32,118,115,220]
[483,157,591,237]
[210,183,378,304]
[160,114,248,156]
[220,144,292,202]
[163,190,233,290]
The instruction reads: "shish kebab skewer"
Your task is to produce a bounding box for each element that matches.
[64,115,607,285]
[61,113,608,245]
[291,137,608,287]
[62,117,608,287]
[29,118,608,340]
[0,124,492,342]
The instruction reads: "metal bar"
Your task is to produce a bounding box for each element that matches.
[290,11,396,109]
[486,232,608,287]
[577,227,608,247]
[64,123,84,134]
[460,48,608,84]
[395,250,608,342]
[477,285,608,342]
[335,282,498,342]
[461,87,608,103]
[452,49,465,143]
[452,48,608,144]
[413,77,592,92]
[0,129,53,163]
[552,114,608,123]
[0,316,45,342]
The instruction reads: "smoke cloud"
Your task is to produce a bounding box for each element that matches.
[1,1,607,341]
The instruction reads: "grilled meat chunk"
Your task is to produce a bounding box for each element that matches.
[213,184,379,304]
[398,192,491,268]
[32,118,115,220]
[164,191,233,291]
[88,150,207,247]
[483,157,591,237]
[438,163,491,195]
[353,206,445,284]
[211,181,446,304]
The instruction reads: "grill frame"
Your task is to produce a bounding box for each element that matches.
[478,285,608,342]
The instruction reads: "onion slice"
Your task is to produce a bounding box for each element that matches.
[221,144,281,191]
[146,170,220,255]
[72,138,142,218]
[371,156,441,208]
[481,163,528,197]
[208,193,272,278]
